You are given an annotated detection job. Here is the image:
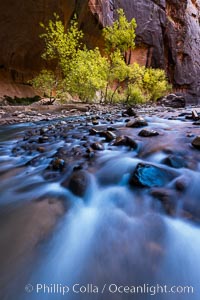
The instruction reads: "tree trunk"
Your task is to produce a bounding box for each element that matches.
[110,83,120,104]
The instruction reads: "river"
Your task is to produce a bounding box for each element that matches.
[0,107,200,300]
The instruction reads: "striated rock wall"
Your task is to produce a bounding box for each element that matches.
[0,0,200,102]
[114,0,200,102]
[0,0,64,98]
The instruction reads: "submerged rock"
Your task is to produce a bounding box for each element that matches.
[150,187,177,215]
[163,155,186,169]
[129,163,176,188]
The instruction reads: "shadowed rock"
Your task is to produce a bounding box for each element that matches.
[192,136,200,150]
[62,170,90,198]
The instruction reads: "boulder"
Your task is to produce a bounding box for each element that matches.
[62,170,90,197]
[192,136,200,150]
[138,129,159,137]
[158,94,186,108]
[113,136,137,149]
[122,107,137,117]
[192,109,199,121]
[129,163,176,188]
[126,117,148,128]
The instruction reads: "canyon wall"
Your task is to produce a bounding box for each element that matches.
[0,0,199,102]
[115,0,200,102]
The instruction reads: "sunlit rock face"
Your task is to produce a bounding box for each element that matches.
[0,0,200,101]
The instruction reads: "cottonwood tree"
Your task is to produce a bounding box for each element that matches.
[30,10,170,104]
[30,70,58,104]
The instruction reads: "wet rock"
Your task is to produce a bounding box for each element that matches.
[60,120,67,125]
[158,94,186,108]
[100,131,116,142]
[185,115,193,120]
[192,136,200,149]
[126,117,148,128]
[107,126,116,131]
[187,133,195,137]
[91,142,104,151]
[122,107,137,117]
[150,188,176,215]
[37,146,45,153]
[138,129,159,137]
[113,136,127,146]
[113,136,137,149]
[192,109,199,121]
[51,158,65,171]
[193,120,200,126]
[89,128,99,135]
[26,155,44,167]
[175,176,190,191]
[86,147,95,158]
[18,113,26,118]
[129,163,176,188]
[40,127,48,135]
[182,202,200,224]
[126,137,138,149]
[163,155,186,169]
[62,170,90,197]
[92,119,99,125]
[38,136,49,143]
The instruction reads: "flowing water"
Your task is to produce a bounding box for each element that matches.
[0,113,200,300]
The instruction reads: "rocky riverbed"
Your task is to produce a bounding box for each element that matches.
[0,103,200,300]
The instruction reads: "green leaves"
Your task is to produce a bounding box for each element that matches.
[143,68,171,100]
[30,9,170,104]
[40,13,83,73]
[65,48,109,102]
[29,70,57,100]
[103,9,136,54]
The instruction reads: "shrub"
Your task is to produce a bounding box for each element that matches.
[126,85,146,104]
[142,68,171,101]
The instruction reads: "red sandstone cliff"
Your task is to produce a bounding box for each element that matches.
[0,0,199,102]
